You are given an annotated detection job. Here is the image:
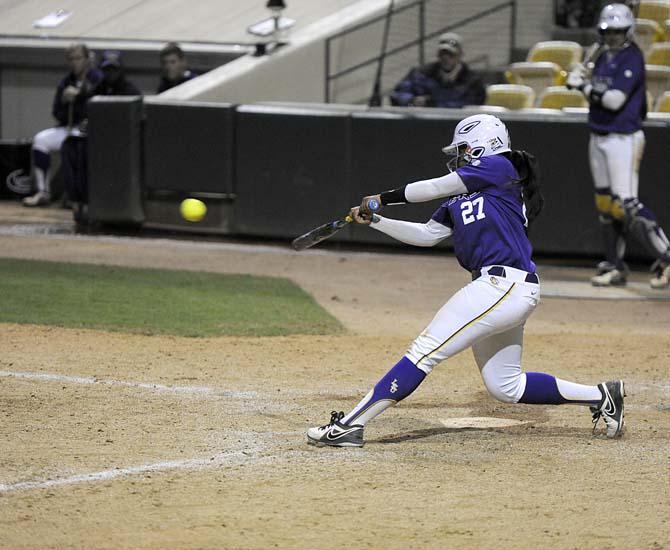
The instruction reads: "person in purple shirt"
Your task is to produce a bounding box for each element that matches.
[567,3,670,288]
[307,114,626,448]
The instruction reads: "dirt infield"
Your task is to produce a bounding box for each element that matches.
[0,223,669,549]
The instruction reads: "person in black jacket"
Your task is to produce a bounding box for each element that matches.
[23,43,102,207]
[390,32,486,109]
[157,42,198,93]
[61,50,142,225]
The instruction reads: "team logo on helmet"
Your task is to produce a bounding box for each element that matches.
[457,120,481,134]
[470,146,486,158]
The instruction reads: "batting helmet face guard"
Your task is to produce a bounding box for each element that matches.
[442,114,511,172]
[598,3,635,44]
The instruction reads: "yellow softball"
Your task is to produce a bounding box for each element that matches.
[180,198,207,222]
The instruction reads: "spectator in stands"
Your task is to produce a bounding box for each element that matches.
[61,50,142,226]
[555,0,600,28]
[23,43,103,207]
[389,32,486,109]
[157,42,198,93]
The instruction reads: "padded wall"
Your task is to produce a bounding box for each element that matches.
[88,96,144,225]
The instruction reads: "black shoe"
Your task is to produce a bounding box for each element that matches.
[591,380,625,438]
[307,411,364,448]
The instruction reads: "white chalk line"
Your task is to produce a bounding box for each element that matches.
[0,370,257,399]
[0,446,268,494]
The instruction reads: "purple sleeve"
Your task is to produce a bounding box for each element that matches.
[611,49,644,95]
[430,203,453,228]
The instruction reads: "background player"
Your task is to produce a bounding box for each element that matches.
[22,43,102,207]
[307,114,625,448]
[567,3,670,288]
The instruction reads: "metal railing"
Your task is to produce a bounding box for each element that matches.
[324,0,517,104]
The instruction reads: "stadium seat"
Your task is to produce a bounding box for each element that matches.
[634,18,665,55]
[505,62,565,100]
[645,64,670,101]
[485,84,535,110]
[526,41,583,71]
[646,41,670,64]
[654,90,670,110]
[538,86,588,109]
[638,1,670,39]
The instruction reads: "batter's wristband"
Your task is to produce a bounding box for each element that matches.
[380,187,408,205]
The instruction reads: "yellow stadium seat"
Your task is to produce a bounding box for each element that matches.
[538,86,588,109]
[645,64,670,101]
[634,18,665,55]
[485,84,535,110]
[527,41,583,71]
[646,41,670,64]
[638,1,670,39]
[505,61,565,100]
[655,90,670,110]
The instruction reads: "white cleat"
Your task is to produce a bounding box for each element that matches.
[22,191,50,207]
[307,411,364,448]
[650,262,670,289]
[591,269,626,287]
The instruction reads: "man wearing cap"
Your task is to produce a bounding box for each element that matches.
[95,50,141,96]
[390,32,486,108]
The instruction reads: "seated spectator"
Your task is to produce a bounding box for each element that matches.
[389,33,486,109]
[61,50,142,226]
[23,43,103,207]
[157,42,198,93]
[94,50,141,96]
[555,0,601,28]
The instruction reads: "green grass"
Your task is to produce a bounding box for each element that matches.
[0,258,343,337]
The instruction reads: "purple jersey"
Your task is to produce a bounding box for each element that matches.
[589,43,646,134]
[431,155,536,273]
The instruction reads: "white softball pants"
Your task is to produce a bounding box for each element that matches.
[405,266,539,403]
[589,130,645,200]
[32,126,72,194]
[33,126,70,155]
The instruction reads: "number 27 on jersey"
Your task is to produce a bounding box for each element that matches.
[461,196,486,225]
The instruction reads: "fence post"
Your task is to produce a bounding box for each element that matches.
[419,0,425,66]
[509,0,516,63]
[325,37,331,103]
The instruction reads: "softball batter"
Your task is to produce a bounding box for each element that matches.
[567,3,670,288]
[307,114,625,448]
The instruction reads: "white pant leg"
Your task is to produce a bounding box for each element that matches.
[600,131,645,200]
[406,277,539,374]
[472,325,526,403]
[33,126,69,155]
[589,134,611,191]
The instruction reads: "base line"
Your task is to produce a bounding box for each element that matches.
[0,370,256,399]
[0,448,263,494]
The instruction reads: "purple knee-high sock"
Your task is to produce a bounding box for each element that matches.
[343,356,426,426]
[520,372,601,406]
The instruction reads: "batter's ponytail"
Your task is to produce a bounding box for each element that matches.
[508,150,544,227]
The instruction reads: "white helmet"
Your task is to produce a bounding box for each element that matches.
[442,114,511,172]
[598,3,635,33]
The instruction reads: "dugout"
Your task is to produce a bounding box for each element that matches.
[86,99,670,259]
